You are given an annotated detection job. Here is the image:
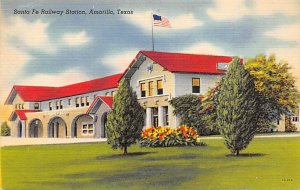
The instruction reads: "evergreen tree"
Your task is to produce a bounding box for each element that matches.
[1,122,11,136]
[217,57,259,156]
[106,79,145,155]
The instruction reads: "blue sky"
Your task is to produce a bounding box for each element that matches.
[0,0,300,110]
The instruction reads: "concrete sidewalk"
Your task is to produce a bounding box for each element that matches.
[201,133,300,140]
[1,133,299,147]
[0,137,106,147]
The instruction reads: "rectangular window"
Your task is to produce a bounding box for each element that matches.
[49,102,52,110]
[56,101,59,110]
[81,97,85,107]
[292,116,299,123]
[141,83,146,97]
[163,106,169,126]
[68,99,71,106]
[152,107,158,127]
[149,81,154,96]
[60,100,63,109]
[192,78,200,93]
[34,103,39,110]
[86,96,90,106]
[105,92,110,96]
[75,98,79,107]
[157,80,163,95]
[82,123,94,135]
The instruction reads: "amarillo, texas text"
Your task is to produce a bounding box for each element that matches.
[14,8,133,15]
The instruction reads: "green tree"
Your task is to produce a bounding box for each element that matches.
[169,94,203,132]
[244,54,300,131]
[217,57,259,156]
[199,84,220,135]
[1,121,11,136]
[106,79,145,155]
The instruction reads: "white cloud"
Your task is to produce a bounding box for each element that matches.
[123,11,203,32]
[0,16,32,102]
[252,0,299,16]
[207,0,249,21]
[266,46,300,88]
[170,13,203,29]
[102,50,138,72]
[182,42,227,55]
[62,31,92,47]
[207,0,300,21]
[265,23,300,42]
[5,16,55,53]
[19,68,91,87]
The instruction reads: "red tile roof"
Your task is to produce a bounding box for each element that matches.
[9,110,39,120]
[140,51,233,74]
[6,74,122,103]
[86,96,113,114]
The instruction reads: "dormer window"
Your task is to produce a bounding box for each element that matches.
[34,103,39,110]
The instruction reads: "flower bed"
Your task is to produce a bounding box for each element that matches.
[140,125,200,147]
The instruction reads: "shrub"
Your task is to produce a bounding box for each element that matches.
[285,116,297,132]
[140,125,200,147]
[1,122,11,136]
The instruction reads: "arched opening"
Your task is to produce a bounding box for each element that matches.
[17,121,22,138]
[48,117,67,138]
[101,112,108,138]
[71,114,94,138]
[29,119,43,138]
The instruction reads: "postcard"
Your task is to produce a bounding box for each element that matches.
[1,0,300,189]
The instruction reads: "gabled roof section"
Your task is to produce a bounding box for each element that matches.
[5,74,122,104]
[86,96,113,114]
[9,110,39,121]
[141,51,234,74]
[121,51,234,79]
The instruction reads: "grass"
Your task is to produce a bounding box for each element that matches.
[1,137,300,190]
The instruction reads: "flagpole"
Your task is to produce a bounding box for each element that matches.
[151,13,154,51]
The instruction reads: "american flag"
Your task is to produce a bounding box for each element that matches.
[153,14,171,28]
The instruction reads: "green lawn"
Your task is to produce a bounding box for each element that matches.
[1,137,300,190]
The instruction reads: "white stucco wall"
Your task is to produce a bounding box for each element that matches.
[174,73,222,97]
[39,88,117,111]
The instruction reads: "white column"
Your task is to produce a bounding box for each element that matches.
[21,120,26,138]
[146,107,152,127]
[158,106,164,126]
[175,115,180,127]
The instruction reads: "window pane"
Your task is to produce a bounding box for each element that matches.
[192,78,200,86]
[141,83,146,90]
[157,80,163,89]
[149,81,154,96]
